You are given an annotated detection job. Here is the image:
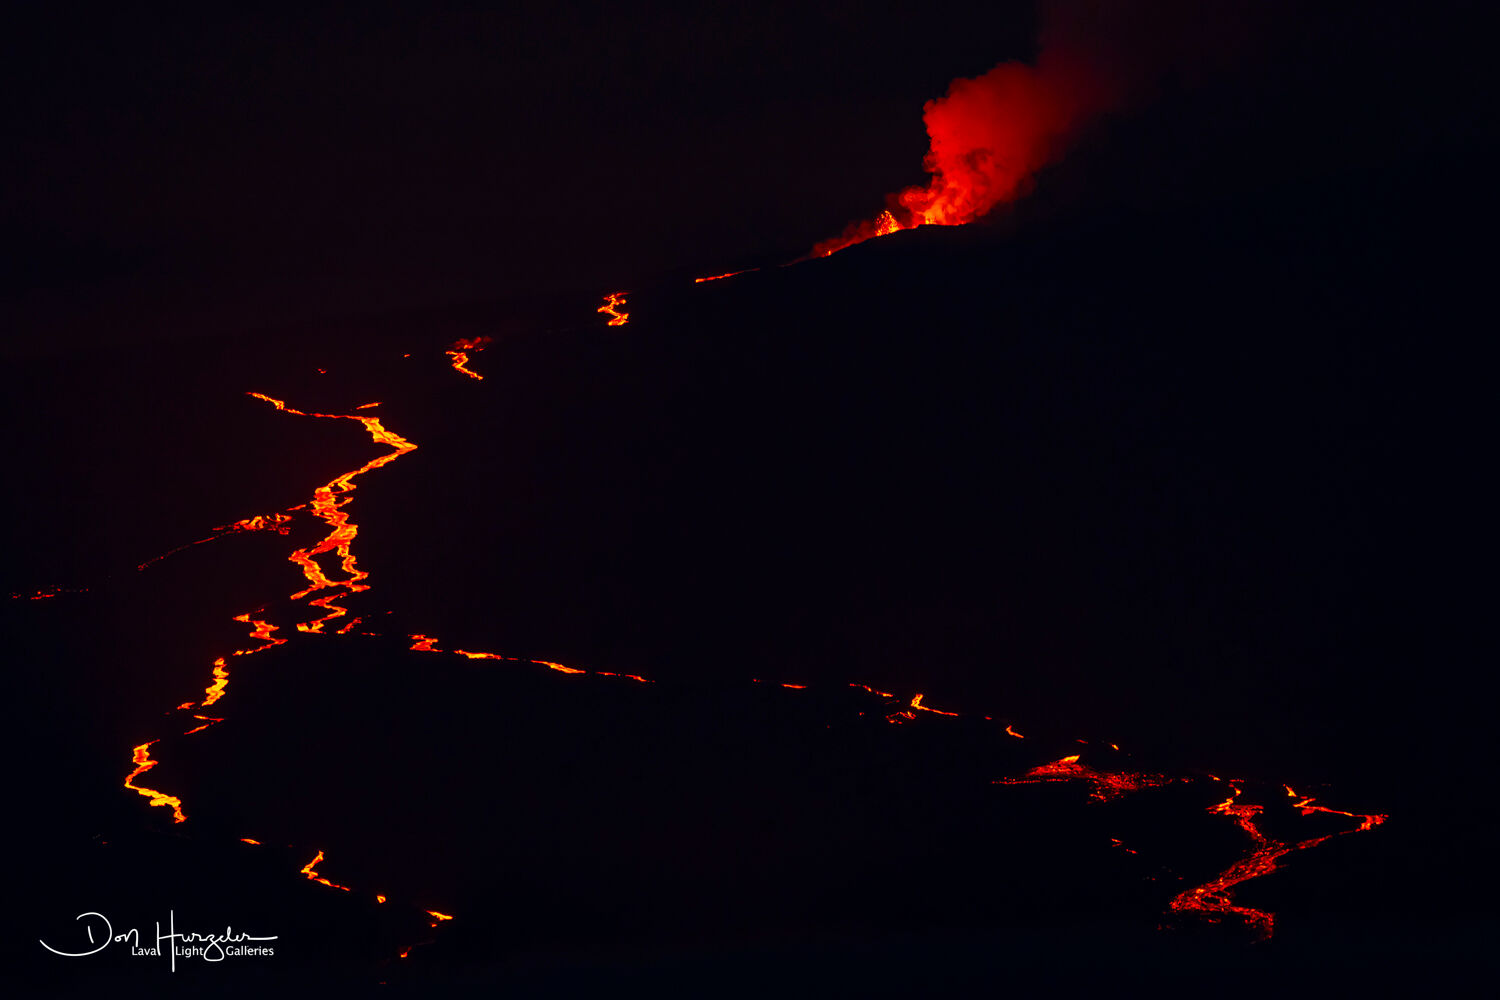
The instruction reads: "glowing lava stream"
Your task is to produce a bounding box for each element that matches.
[694,268,759,283]
[988,752,1386,937]
[598,291,629,326]
[301,849,352,892]
[1166,781,1386,939]
[123,742,186,823]
[102,307,1384,948]
[114,389,461,957]
[992,753,1177,801]
[135,511,299,572]
[446,336,493,380]
[128,392,417,798]
[244,392,418,634]
[124,391,419,822]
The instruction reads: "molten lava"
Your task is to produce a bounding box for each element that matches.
[811,3,1151,258]
[598,291,629,326]
[446,336,493,380]
[8,585,88,600]
[123,742,186,823]
[1167,781,1386,939]
[694,268,759,283]
[992,753,1177,801]
[247,392,418,633]
[300,850,352,892]
[84,280,1386,956]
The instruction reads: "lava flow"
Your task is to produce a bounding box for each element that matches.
[246,392,418,633]
[123,741,186,823]
[1166,781,1386,939]
[88,289,1386,956]
[113,388,447,953]
[8,585,88,600]
[446,336,493,380]
[598,291,629,326]
[694,268,759,283]
[993,753,1177,801]
[301,849,353,892]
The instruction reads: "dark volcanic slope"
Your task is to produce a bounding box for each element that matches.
[8,154,1471,992]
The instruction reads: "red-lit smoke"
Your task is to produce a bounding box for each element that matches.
[814,0,1259,256]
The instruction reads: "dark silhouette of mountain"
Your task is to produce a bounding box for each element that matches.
[8,141,1486,995]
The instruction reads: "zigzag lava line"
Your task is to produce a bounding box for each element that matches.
[122,395,417,832]
[1166,781,1386,939]
[597,291,629,326]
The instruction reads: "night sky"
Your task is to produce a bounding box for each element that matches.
[5,1,1491,992]
[3,2,1477,352]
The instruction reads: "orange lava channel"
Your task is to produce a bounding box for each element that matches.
[122,394,418,831]
[598,292,629,326]
[694,268,758,283]
[300,850,352,892]
[992,753,1176,802]
[124,742,186,823]
[1167,782,1386,939]
[248,392,417,632]
[136,510,297,571]
[446,336,493,380]
[885,691,959,724]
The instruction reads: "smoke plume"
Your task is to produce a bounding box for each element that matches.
[814,0,1260,257]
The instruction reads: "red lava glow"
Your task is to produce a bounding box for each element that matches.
[8,585,88,600]
[136,510,298,571]
[694,268,758,283]
[446,336,493,380]
[89,290,1383,953]
[181,715,224,736]
[598,292,629,326]
[247,392,417,633]
[119,390,429,946]
[909,692,958,716]
[200,658,230,707]
[810,3,1162,258]
[124,742,185,823]
[885,691,960,725]
[1166,782,1385,939]
[233,611,286,656]
[300,850,352,892]
[992,753,1177,802]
